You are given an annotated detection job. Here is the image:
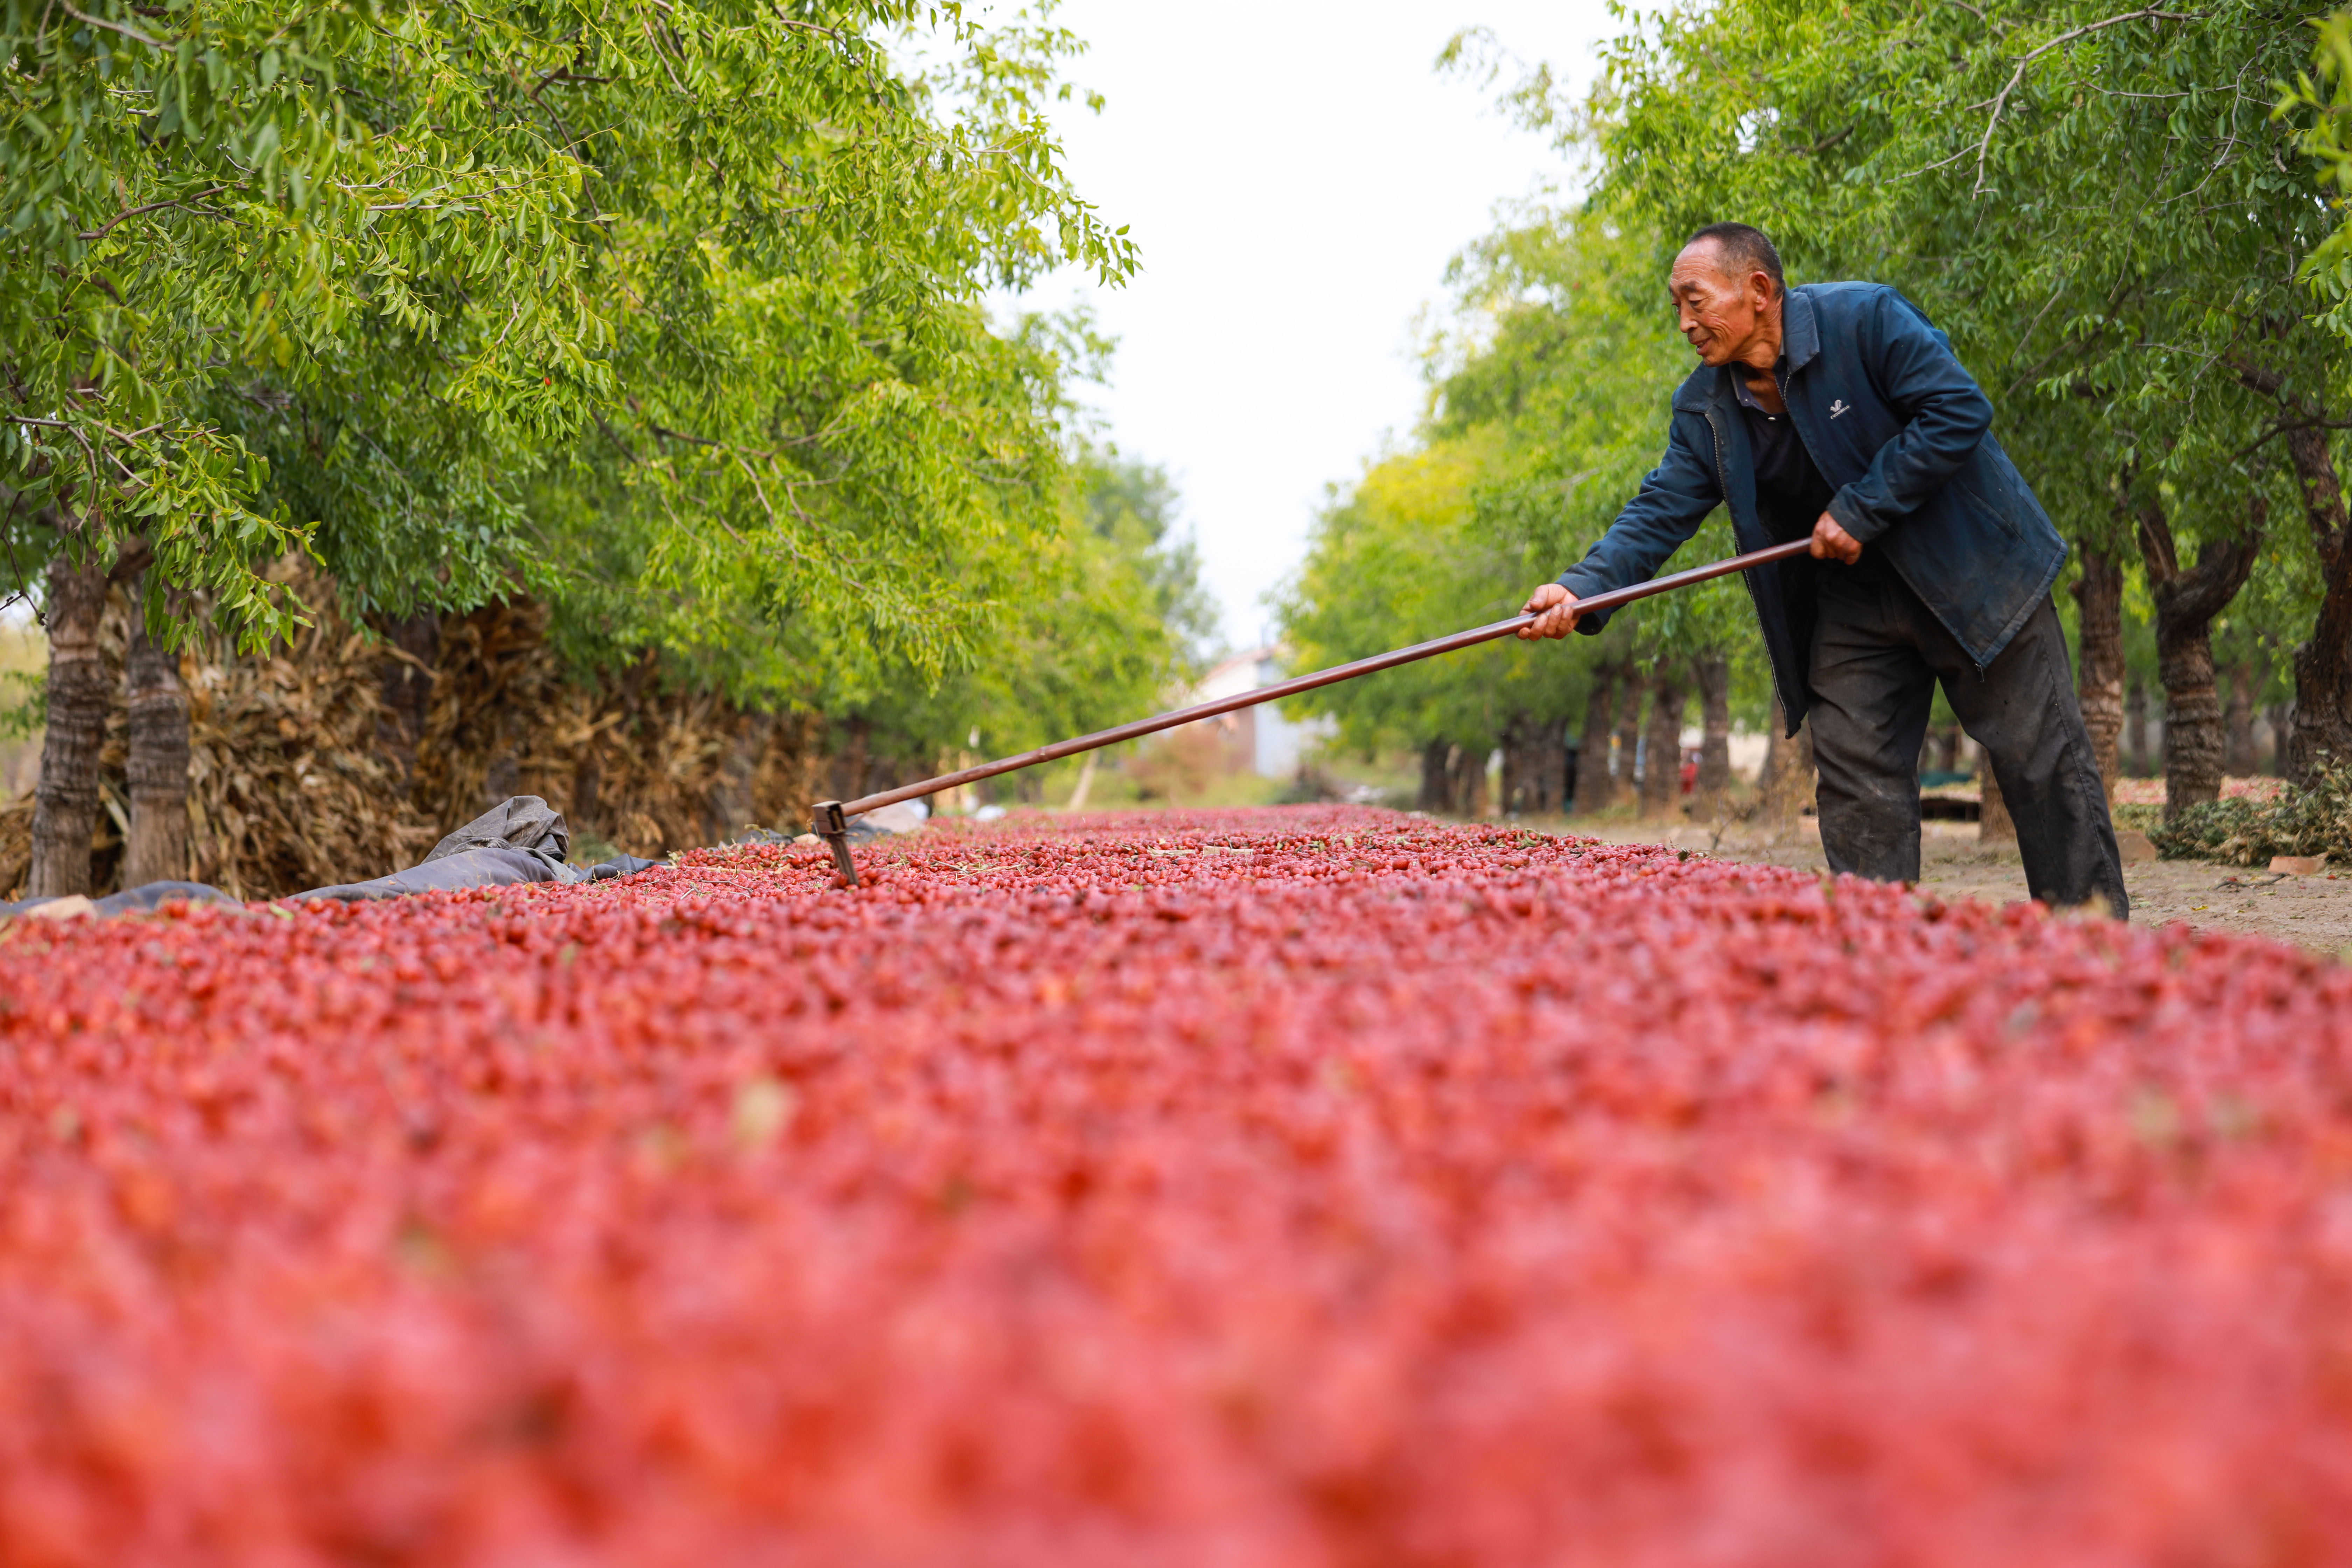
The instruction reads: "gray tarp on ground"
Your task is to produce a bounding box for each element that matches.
[0,880,245,920]
[293,796,661,902]
[424,794,572,866]
[1,797,712,919]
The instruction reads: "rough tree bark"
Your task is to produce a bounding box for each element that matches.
[1419,739,1449,812]
[1447,743,1490,818]
[1573,663,1618,815]
[1615,669,1646,797]
[2268,701,2292,776]
[29,541,148,898]
[29,557,112,897]
[2284,423,2352,782]
[2135,495,2262,820]
[1499,712,1567,814]
[572,750,603,832]
[704,710,776,842]
[2070,545,2126,799]
[1757,698,1814,825]
[2126,674,2150,777]
[1980,757,2015,845]
[2234,365,2352,783]
[1539,715,1568,811]
[374,611,440,797]
[1499,714,1531,814]
[2223,658,2258,777]
[124,579,190,888]
[1639,662,1686,818]
[830,717,870,804]
[1498,716,1523,813]
[1694,653,1731,805]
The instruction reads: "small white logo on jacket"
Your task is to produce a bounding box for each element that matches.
[1829,399,1851,419]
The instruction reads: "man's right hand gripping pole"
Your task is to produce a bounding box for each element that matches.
[1519,583,1585,640]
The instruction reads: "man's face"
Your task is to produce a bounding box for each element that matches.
[1668,241,1777,366]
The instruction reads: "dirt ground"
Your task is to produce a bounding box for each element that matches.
[1538,813,2352,960]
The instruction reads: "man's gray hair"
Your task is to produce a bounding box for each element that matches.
[1684,222,1785,295]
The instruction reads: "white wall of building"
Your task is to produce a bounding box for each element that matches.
[1190,648,1332,778]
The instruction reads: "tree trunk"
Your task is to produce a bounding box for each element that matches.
[1499,713,1531,814]
[705,711,776,842]
[2268,701,2292,776]
[2135,495,2262,821]
[374,611,440,797]
[1980,757,2015,844]
[831,717,870,803]
[123,587,190,888]
[1419,738,1449,812]
[2126,673,2149,777]
[1501,713,1567,813]
[1573,664,1618,815]
[1447,744,1490,818]
[2222,657,2258,777]
[2230,371,2352,785]
[29,555,120,898]
[1615,670,1645,796]
[1639,662,1686,818]
[572,750,603,832]
[1694,653,1731,803]
[1758,699,1814,825]
[1541,715,1569,812]
[2070,545,2126,799]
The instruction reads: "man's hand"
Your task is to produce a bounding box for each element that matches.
[1811,512,1862,565]
[1519,582,1584,640]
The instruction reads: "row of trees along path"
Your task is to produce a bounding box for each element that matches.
[3,1,1143,896]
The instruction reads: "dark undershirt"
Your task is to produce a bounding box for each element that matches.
[1733,364,1894,585]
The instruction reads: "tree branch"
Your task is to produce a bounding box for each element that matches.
[1970,7,2206,196]
[79,186,230,243]
[55,1,165,48]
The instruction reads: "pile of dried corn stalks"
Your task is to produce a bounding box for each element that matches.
[0,565,826,900]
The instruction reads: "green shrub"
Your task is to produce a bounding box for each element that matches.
[2150,761,2352,865]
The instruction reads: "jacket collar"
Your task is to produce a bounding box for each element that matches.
[1782,286,1820,372]
[1671,286,1820,413]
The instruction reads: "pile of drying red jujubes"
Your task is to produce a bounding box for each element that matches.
[1,806,2348,1566]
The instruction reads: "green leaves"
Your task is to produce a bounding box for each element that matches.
[4,0,1135,686]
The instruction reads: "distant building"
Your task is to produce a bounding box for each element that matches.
[1187,646,1325,778]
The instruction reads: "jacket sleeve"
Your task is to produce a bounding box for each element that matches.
[1555,408,1722,634]
[1823,290,1993,545]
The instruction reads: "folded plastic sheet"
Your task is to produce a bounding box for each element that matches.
[0,881,245,921]
[6,798,673,919]
[422,796,572,866]
[290,796,654,903]
[289,845,583,903]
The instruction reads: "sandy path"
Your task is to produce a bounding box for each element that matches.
[1537,815,2352,958]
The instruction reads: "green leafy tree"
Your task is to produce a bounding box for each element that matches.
[812,438,1216,804]
[1281,202,1773,819]
[1,0,1134,892]
[1557,0,2346,799]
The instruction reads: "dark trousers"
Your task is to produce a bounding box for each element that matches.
[1807,573,2128,918]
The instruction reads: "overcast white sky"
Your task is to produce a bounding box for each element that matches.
[993,0,1621,650]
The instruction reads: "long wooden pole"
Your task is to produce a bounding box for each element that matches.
[809,539,1813,882]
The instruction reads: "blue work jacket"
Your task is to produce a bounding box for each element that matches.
[1556,282,2067,732]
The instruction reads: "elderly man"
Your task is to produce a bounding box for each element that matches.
[1522,223,2126,916]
